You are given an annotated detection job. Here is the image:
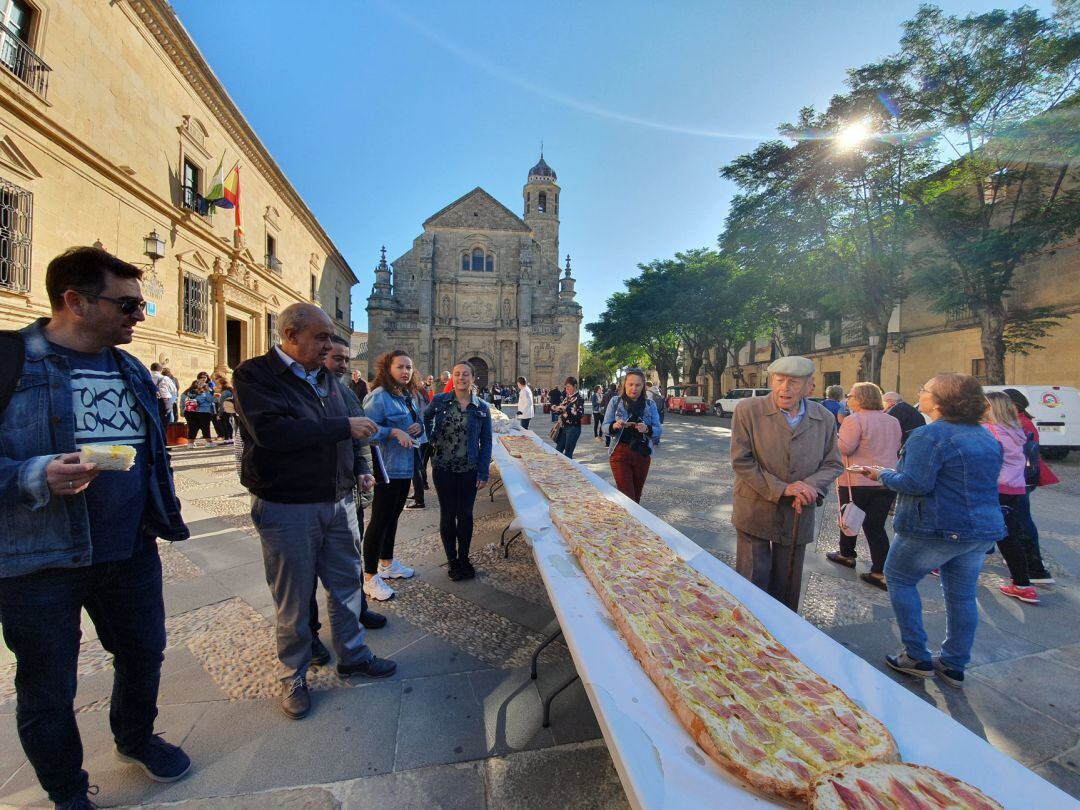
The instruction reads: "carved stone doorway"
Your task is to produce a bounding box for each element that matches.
[226,318,245,370]
[467,356,489,389]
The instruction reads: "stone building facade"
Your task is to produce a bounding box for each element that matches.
[0,0,355,380]
[366,156,582,390]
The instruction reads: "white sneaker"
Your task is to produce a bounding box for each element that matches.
[378,559,415,579]
[364,574,395,602]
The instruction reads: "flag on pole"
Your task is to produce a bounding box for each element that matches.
[223,164,242,234]
[204,154,227,207]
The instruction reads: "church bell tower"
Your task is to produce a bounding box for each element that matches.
[523,152,559,267]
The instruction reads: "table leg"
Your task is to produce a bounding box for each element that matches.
[500,521,523,559]
[531,626,563,680]
[542,672,580,728]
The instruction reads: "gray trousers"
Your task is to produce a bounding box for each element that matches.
[252,494,375,681]
[735,530,807,613]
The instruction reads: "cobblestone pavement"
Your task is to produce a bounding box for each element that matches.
[1,414,1077,807]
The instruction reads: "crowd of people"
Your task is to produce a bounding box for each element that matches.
[731,356,1058,692]
[0,247,1063,808]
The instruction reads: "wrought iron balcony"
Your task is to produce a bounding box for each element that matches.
[0,31,50,99]
[264,254,282,274]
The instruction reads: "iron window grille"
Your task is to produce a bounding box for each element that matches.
[182,273,208,335]
[267,312,279,348]
[0,176,32,293]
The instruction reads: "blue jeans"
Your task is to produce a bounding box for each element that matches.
[883,533,994,672]
[0,546,165,803]
[556,424,582,458]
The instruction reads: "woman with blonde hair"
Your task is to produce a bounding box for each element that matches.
[983,391,1039,605]
[826,381,901,590]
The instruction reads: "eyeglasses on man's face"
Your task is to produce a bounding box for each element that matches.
[73,289,147,315]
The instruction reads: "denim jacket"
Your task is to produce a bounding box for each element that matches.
[363,386,428,480]
[880,419,1005,543]
[423,392,493,481]
[0,318,189,578]
[603,396,663,457]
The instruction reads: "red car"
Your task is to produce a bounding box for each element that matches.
[666,385,708,415]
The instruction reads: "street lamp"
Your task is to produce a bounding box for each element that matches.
[143,230,166,267]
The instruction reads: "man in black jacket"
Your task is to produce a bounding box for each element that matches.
[233,304,396,721]
[883,391,926,445]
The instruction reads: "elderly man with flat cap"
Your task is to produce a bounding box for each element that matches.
[729,356,842,610]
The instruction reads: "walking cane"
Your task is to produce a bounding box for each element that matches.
[784,494,823,610]
[784,504,802,611]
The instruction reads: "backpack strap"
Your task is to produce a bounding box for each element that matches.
[0,330,26,415]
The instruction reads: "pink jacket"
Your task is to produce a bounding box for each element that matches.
[837,409,902,488]
[984,422,1027,495]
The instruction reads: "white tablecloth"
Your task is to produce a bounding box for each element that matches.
[492,430,1074,809]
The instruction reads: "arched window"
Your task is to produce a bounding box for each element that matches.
[461,252,469,271]
[471,248,485,272]
[485,253,494,272]
[538,192,547,213]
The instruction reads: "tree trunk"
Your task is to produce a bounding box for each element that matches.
[686,348,705,388]
[980,306,1008,384]
[857,339,886,386]
[654,363,670,391]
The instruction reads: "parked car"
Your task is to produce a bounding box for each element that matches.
[667,384,708,415]
[713,388,771,417]
[984,385,1080,459]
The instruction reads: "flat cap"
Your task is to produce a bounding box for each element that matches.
[766,355,815,377]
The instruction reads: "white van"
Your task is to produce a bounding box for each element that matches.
[984,385,1080,459]
[713,388,771,418]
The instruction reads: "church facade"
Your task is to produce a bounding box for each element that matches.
[366,155,582,390]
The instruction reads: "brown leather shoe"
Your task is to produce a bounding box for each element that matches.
[280,675,310,719]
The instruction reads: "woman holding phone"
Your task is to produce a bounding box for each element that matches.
[362,350,426,602]
[603,368,662,502]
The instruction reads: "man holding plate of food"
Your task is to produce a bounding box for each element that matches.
[0,247,192,809]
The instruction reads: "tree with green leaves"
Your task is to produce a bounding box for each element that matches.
[587,268,682,388]
[888,3,1080,383]
[577,342,623,389]
[722,77,936,385]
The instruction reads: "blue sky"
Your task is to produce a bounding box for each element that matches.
[170,0,1055,334]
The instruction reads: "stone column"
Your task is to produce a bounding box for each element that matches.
[212,276,229,375]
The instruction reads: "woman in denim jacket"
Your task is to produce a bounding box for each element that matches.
[180,380,217,446]
[423,361,492,580]
[361,351,427,602]
[603,368,662,502]
[860,373,1004,689]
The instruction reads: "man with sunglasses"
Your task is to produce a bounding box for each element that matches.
[0,247,191,808]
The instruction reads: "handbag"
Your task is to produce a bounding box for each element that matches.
[549,417,564,441]
[837,456,866,536]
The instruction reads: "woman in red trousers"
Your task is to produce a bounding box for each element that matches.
[602,368,663,502]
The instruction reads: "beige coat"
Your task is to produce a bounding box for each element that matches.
[730,395,843,545]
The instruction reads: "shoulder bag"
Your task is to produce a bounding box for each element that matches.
[837,455,866,535]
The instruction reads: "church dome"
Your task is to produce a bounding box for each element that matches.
[528,155,556,182]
